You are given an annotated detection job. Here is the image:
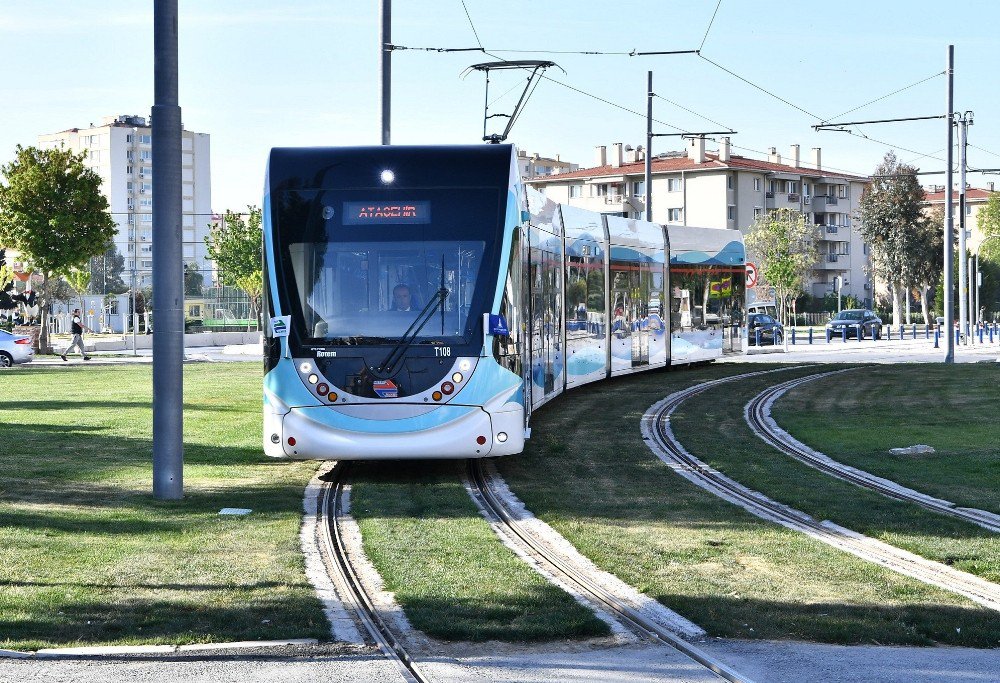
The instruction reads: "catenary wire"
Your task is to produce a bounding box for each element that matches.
[699,0,724,51]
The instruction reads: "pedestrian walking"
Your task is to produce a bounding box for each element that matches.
[61,308,92,361]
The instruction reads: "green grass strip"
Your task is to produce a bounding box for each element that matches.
[772,365,1000,515]
[0,365,328,651]
[350,460,610,642]
[673,367,1000,583]
[498,363,1000,647]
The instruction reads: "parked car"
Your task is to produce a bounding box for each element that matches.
[748,313,783,345]
[826,309,882,340]
[0,329,35,367]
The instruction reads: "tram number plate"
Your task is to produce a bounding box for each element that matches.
[435,347,452,357]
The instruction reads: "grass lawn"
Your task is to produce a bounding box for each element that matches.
[350,461,610,642]
[0,364,329,651]
[771,365,1000,515]
[497,363,1000,647]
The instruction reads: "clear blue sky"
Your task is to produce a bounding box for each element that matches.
[2,1,999,210]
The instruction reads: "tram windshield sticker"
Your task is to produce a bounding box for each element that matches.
[373,379,399,398]
[270,315,290,337]
[343,201,431,226]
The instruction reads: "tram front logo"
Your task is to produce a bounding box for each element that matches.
[373,379,399,398]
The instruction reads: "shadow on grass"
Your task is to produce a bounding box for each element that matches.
[658,594,999,648]
[0,399,246,413]
[0,593,329,649]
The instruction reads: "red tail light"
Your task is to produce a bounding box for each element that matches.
[14,338,31,345]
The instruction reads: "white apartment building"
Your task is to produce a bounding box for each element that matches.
[517,150,578,179]
[923,185,997,252]
[526,139,872,304]
[38,114,212,288]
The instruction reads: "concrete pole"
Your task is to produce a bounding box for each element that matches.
[645,71,652,222]
[958,115,969,343]
[380,0,391,145]
[968,255,975,343]
[152,0,184,499]
[944,45,955,363]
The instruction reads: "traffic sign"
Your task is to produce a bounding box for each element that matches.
[745,262,758,288]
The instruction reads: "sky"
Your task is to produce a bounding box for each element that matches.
[2,0,1000,211]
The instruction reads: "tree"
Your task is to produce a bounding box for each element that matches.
[184,262,204,297]
[205,206,262,327]
[906,206,945,324]
[744,208,819,325]
[977,192,1000,319]
[63,267,91,312]
[0,145,116,350]
[857,152,928,326]
[88,243,128,295]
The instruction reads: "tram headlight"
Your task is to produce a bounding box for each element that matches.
[441,381,454,395]
[380,169,395,184]
[308,374,319,385]
[459,360,472,371]
[497,432,508,443]
[451,372,463,383]
[299,362,312,373]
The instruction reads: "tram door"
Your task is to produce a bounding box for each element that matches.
[610,258,649,370]
[530,243,560,404]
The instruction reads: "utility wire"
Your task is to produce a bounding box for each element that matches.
[698,53,825,120]
[822,71,945,124]
[699,0,723,51]
[653,93,733,133]
[460,1,484,51]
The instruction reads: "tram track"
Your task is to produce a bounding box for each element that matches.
[745,371,1000,534]
[467,458,755,683]
[316,462,432,683]
[642,370,1000,612]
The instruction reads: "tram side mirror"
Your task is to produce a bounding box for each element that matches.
[483,313,510,338]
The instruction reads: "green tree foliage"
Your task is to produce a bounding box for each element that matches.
[184,262,205,297]
[976,192,1000,318]
[88,243,129,295]
[0,145,116,349]
[205,206,262,325]
[744,208,818,324]
[857,152,932,325]
[63,268,91,311]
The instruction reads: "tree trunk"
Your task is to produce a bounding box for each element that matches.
[904,285,911,324]
[919,284,931,325]
[39,271,50,353]
[891,282,903,327]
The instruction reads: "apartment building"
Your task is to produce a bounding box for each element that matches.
[526,139,871,303]
[517,150,578,179]
[923,185,997,251]
[37,114,212,288]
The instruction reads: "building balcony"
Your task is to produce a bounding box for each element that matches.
[812,195,841,208]
[787,193,800,202]
[815,253,849,269]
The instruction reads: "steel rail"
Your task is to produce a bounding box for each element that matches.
[647,373,1000,611]
[746,371,1000,534]
[317,463,432,683]
[467,459,755,683]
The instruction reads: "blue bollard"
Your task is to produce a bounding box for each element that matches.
[955,328,961,345]
[934,329,940,348]
[991,325,995,344]
[980,326,984,344]
[888,326,892,341]
[809,328,813,344]
[912,324,917,340]
[791,327,796,345]
[857,324,863,342]
[925,324,929,339]
[756,328,761,347]
[842,326,847,342]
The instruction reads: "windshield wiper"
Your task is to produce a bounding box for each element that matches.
[375,286,450,376]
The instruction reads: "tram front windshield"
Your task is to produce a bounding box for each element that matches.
[276,188,502,346]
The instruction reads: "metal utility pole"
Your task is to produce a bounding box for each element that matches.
[152,0,184,499]
[957,110,973,344]
[645,71,653,221]
[943,45,955,363]
[380,0,391,145]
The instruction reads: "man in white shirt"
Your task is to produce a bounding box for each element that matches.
[61,308,92,361]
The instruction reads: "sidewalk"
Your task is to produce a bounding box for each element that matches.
[731,332,1000,364]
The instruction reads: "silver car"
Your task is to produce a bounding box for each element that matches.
[0,329,35,366]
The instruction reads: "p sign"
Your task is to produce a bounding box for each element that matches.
[745,262,758,289]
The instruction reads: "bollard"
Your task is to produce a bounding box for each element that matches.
[842,326,847,342]
[934,329,940,348]
[791,327,796,345]
[980,326,984,344]
[857,324,863,342]
[887,326,892,341]
[809,328,813,344]
[925,324,929,340]
[955,328,961,345]
[912,324,917,340]
[755,328,761,347]
[991,325,995,344]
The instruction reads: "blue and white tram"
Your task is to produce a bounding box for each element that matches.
[262,145,744,460]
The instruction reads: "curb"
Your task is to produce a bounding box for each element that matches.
[1,638,319,660]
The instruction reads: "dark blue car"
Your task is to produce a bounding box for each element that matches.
[748,313,783,345]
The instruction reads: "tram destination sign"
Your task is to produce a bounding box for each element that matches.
[343,200,431,225]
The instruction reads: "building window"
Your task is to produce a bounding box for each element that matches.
[668,208,682,222]
[139,134,151,144]
[668,178,682,192]
[141,214,152,223]
[967,204,973,215]
[127,181,133,191]
[727,206,736,220]
[139,150,151,160]
[595,184,609,197]
[768,180,776,194]
[631,180,645,196]
[727,174,733,190]
[126,134,133,143]
[754,178,761,192]
[754,207,763,218]
[569,184,582,198]
[804,183,811,197]
[788,181,798,194]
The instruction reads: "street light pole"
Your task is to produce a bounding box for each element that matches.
[957,110,973,343]
[943,45,955,363]
[645,70,652,222]
[380,0,391,145]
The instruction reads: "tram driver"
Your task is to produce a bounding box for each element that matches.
[389,284,419,312]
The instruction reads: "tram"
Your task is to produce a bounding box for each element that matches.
[262,145,744,460]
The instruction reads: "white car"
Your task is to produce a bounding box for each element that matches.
[0,329,35,366]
